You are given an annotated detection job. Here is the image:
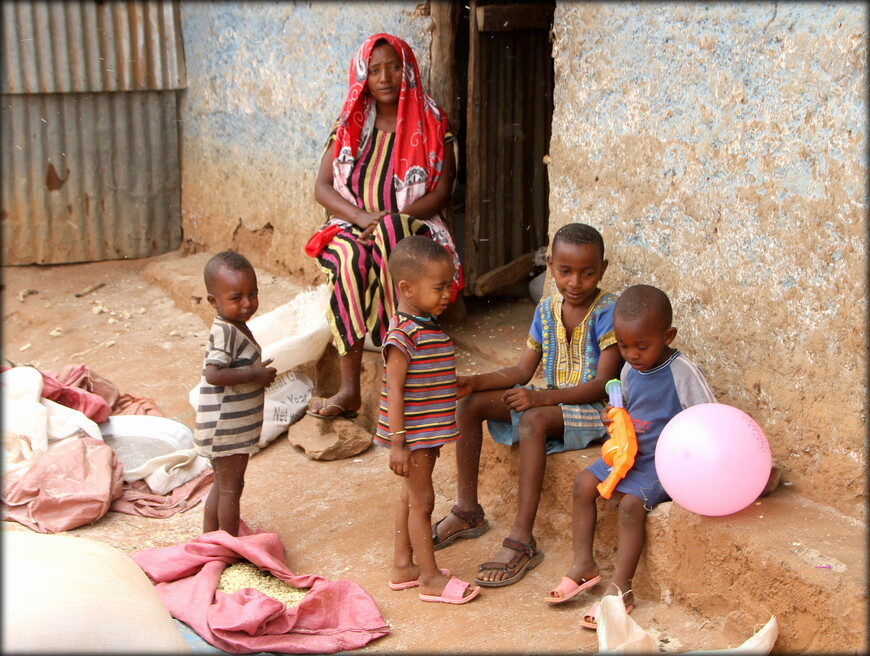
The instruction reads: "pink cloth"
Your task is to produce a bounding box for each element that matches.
[58,363,121,408]
[111,470,213,519]
[39,366,113,422]
[132,531,390,654]
[2,436,124,533]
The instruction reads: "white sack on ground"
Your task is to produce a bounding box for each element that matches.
[2,366,102,474]
[124,448,209,495]
[596,593,778,654]
[2,530,188,653]
[246,284,332,374]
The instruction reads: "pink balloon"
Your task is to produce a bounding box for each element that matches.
[655,403,771,516]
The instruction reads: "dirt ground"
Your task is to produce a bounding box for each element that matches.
[3,256,751,654]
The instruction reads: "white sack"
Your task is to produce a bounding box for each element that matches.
[2,366,102,475]
[596,593,778,654]
[124,448,209,495]
[2,530,188,653]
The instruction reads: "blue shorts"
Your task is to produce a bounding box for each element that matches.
[586,458,671,510]
[486,385,607,454]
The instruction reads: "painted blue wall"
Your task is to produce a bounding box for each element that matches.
[178,1,431,277]
[549,2,867,518]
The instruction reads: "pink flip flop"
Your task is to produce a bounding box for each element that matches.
[580,600,634,629]
[545,574,602,604]
[388,568,450,591]
[419,576,481,604]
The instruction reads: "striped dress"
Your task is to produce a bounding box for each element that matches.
[315,128,459,356]
[374,313,460,451]
[194,317,265,458]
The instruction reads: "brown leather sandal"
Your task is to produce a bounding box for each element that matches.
[431,504,489,551]
[475,537,544,587]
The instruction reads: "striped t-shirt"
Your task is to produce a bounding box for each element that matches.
[375,312,460,451]
[194,317,265,458]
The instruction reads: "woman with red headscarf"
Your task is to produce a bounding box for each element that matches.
[306,34,463,419]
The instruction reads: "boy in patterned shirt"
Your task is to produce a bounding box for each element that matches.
[433,223,623,588]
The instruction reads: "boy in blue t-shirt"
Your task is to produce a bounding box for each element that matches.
[545,284,715,627]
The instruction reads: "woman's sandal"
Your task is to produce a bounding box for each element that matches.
[474,537,544,588]
[431,504,489,551]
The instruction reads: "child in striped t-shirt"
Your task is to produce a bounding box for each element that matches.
[195,251,276,537]
[374,235,480,605]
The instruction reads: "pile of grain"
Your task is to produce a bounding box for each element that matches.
[217,561,308,607]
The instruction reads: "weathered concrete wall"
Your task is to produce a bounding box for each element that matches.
[177,1,432,281]
[547,3,866,519]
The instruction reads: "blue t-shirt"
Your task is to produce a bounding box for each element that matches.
[587,350,715,509]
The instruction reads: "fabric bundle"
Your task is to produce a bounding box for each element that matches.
[133,529,390,654]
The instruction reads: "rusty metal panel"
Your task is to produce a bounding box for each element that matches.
[1,0,185,94]
[1,90,181,265]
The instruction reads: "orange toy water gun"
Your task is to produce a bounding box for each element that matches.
[597,379,638,499]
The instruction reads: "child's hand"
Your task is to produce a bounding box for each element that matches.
[503,386,537,412]
[600,403,613,425]
[456,375,474,399]
[389,442,412,477]
[254,357,278,388]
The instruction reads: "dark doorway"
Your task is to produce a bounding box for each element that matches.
[460,0,555,296]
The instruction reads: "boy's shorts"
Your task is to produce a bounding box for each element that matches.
[486,385,607,454]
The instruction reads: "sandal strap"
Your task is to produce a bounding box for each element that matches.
[501,536,536,557]
[478,560,511,573]
[450,503,485,528]
[477,537,537,575]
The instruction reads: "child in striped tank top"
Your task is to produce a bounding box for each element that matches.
[375,236,480,604]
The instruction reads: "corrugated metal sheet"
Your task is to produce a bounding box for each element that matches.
[1,0,186,94]
[464,1,554,290]
[1,0,184,265]
[1,90,181,264]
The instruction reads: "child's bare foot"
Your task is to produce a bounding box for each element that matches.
[389,564,452,590]
[580,585,635,629]
[431,504,488,550]
[388,563,422,590]
[563,560,601,587]
[545,562,601,603]
[603,582,634,608]
[416,569,453,597]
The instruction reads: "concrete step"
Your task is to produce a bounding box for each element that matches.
[141,250,308,329]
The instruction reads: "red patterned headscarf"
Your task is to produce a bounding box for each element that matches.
[332,33,449,210]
